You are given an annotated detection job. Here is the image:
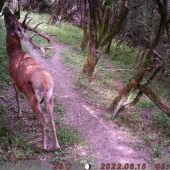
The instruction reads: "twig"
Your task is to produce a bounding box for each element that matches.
[146,79,160,90]
[153,50,170,66]
[143,36,151,42]
[115,49,135,57]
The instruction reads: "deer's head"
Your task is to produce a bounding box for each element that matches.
[3,7,29,40]
[3,7,57,57]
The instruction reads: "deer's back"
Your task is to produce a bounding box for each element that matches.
[9,52,54,95]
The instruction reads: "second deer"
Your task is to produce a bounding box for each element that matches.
[3,7,60,151]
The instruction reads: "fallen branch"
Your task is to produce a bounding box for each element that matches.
[93,68,136,78]
[140,85,170,116]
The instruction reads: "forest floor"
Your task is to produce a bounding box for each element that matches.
[17,40,157,170]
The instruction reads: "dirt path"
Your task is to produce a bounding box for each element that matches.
[24,41,156,170]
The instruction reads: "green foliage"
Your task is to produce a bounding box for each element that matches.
[0,19,11,90]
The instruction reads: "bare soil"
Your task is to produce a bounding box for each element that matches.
[21,41,156,170]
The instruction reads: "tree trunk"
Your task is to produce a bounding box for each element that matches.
[82,0,130,77]
[13,0,20,19]
[48,0,59,24]
[79,0,88,51]
[107,70,147,118]
[112,39,120,59]
[113,65,162,117]
[0,0,5,13]
[82,48,99,77]
[80,26,89,51]
[99,0,129,48]
[82,0,97,77]
[105,40,112,54]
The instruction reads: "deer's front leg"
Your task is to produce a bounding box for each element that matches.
[13,84,21,118]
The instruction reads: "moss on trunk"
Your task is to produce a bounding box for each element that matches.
[108,70,147,118]
[82,47,98,77]
[80,26,89,51]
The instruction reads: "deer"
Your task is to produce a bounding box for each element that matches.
[2,7,61,151]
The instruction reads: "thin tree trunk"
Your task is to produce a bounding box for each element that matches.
[48,0,59,24]
[82,0,98,77]
[13,0,20,19]
[105,40,112,54]
[113,39,120,59]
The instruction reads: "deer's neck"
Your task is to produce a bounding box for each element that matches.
[6,31,24,59]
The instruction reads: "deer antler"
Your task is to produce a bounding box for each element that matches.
[22,11,58,57]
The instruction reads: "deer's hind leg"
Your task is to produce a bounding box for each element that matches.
[13,83,21,118]
[44,95,61,150]
[25,90,47,150]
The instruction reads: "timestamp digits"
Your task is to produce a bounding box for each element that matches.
[155,163,170,169]
[100,163,147,169]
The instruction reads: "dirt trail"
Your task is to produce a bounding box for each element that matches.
[24,41,156,170]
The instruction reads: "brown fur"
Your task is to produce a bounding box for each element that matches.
[3,7,60,150]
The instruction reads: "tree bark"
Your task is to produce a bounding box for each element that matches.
[115,90,143,116]
[82,0,98,77]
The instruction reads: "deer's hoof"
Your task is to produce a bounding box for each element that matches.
[57,147,62,152]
